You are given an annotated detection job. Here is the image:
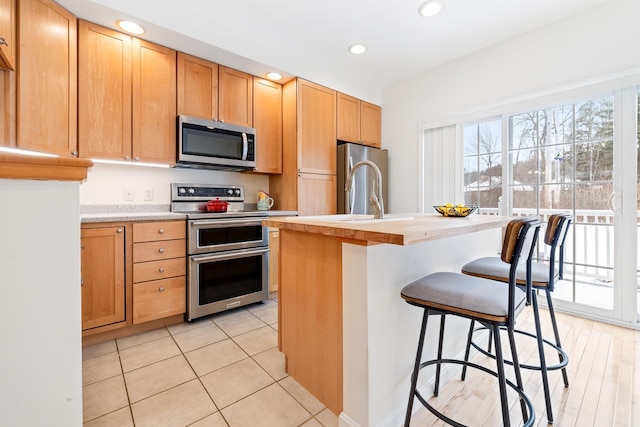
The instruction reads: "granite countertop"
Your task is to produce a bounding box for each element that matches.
[81,204,297,223]
[263,213,509,246]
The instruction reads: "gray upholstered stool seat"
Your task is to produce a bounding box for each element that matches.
[401,272,527,321]
[462,256,553,287]
[400,217,542,427]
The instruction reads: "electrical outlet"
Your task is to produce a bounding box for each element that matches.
[123,188,134,201]
[143,188,154,201]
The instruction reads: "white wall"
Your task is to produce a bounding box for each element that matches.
[80,163,270,205]
[381,0,640,214]
[0,179,83,426]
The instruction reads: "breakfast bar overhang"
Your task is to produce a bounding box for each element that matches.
[263,213,509,427]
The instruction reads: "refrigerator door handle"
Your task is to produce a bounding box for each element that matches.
[348,156,355,215]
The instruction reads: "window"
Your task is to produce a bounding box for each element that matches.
[463,119,502,212]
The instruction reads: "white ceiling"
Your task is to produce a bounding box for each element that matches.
[57,0,611,102]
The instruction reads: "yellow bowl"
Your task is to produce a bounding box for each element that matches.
[433,205,478,217]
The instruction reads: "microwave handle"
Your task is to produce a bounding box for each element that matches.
[242,133,248,160]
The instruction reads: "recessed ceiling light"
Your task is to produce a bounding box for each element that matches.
[348,43,367,55]
[266,72,282,81]
[117,20,145,35]
[418,0,444,17]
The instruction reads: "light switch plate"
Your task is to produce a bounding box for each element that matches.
[144,188,154,201]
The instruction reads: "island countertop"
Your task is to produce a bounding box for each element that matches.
[263,213,508,246]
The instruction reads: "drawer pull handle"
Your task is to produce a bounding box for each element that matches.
[159,287,165,292]
[159,267,165,273]
[159,248,165,253]
[159,229,165,234]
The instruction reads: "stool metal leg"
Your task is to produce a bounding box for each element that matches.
[461,319,474,381]
[492,323,511,427]
[532,291,553,423]
[434,314,446,396]
[546,289,569,387]
[405,309,430,427]
[507,323,530,424]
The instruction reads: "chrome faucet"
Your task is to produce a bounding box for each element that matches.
[345,160,385,219]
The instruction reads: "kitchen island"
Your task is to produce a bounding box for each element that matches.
[263,213,509,427]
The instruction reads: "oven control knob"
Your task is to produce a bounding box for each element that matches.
[234,189,241,196]
[178,188,186,194]
[227,189,234,195]
[188,188,195,194]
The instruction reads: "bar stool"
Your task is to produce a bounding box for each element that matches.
[460,213,572,424]
[401,216,541,427]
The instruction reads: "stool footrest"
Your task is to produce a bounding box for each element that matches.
[411,358,535,427]
[470,326,569,371]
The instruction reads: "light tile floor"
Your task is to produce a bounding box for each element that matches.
[82,296,338,427]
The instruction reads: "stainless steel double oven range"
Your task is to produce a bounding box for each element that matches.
[171,183,269,321]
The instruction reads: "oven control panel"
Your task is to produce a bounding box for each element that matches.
[172,183,244,202]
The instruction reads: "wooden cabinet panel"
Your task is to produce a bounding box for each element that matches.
[132,257,185,283]
[253,78,282,174]
[0,0,16,71]
[336,93,359,143]
[360,101,381,148]
[81,226,125,330]
[337,92,381,148]
[268,229,279,292]
[219,65,252,127]
[297,79,336,175]
[132,38,176,164]
[133,221,185,242]
[177,52,218,120]
[133,277,185,324]
[297,172,336,216]
[133,239,185,263]
[17,0,77,156]
[78,20,132,160]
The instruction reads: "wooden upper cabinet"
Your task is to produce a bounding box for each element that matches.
[337,92,381,148]
[78,20,132,160]
[17,0,77,157]
[297,79,336,175]
[0,0,16,71]
[297,172,336,216]
[253,78,282,174]
[132,38,176,164]
[176,52,218,120]
[219,65,252,127]
[360,100,381,148]
[78,24,176,164]
[81,226,125,331]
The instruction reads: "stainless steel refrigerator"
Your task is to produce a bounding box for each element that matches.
[337,143,389,215]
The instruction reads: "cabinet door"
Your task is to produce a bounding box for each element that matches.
[336,92,360,143]
[132,39,176,164]
[268,229,279,292]
[78,20,132,160]
[18,0,77,156]
[253,78,282,174]
[297,79,336,175]
[297,172,337,216]
[0,0,15,71]
[177,52,218,120]
[360,101,381,148]
[219,65,253,127]
[81,226,125,330]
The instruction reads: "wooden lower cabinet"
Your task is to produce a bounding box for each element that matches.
[268,229,279,292]
[81,220,187,343]
[132,221,186,325]
[81,226,125,331]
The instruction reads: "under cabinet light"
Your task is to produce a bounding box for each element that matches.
[0,147,58,157]
[91,158,170,168]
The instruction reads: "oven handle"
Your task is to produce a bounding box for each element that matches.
[190,246,269,262]
[190,218,267,228]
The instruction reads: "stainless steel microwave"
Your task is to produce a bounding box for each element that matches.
[177,115,257,171]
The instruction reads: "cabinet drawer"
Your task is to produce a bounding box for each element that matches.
[133,239,185,263]
[133,221,185,242]
[133,257,185,283]
[133,277,185,324]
